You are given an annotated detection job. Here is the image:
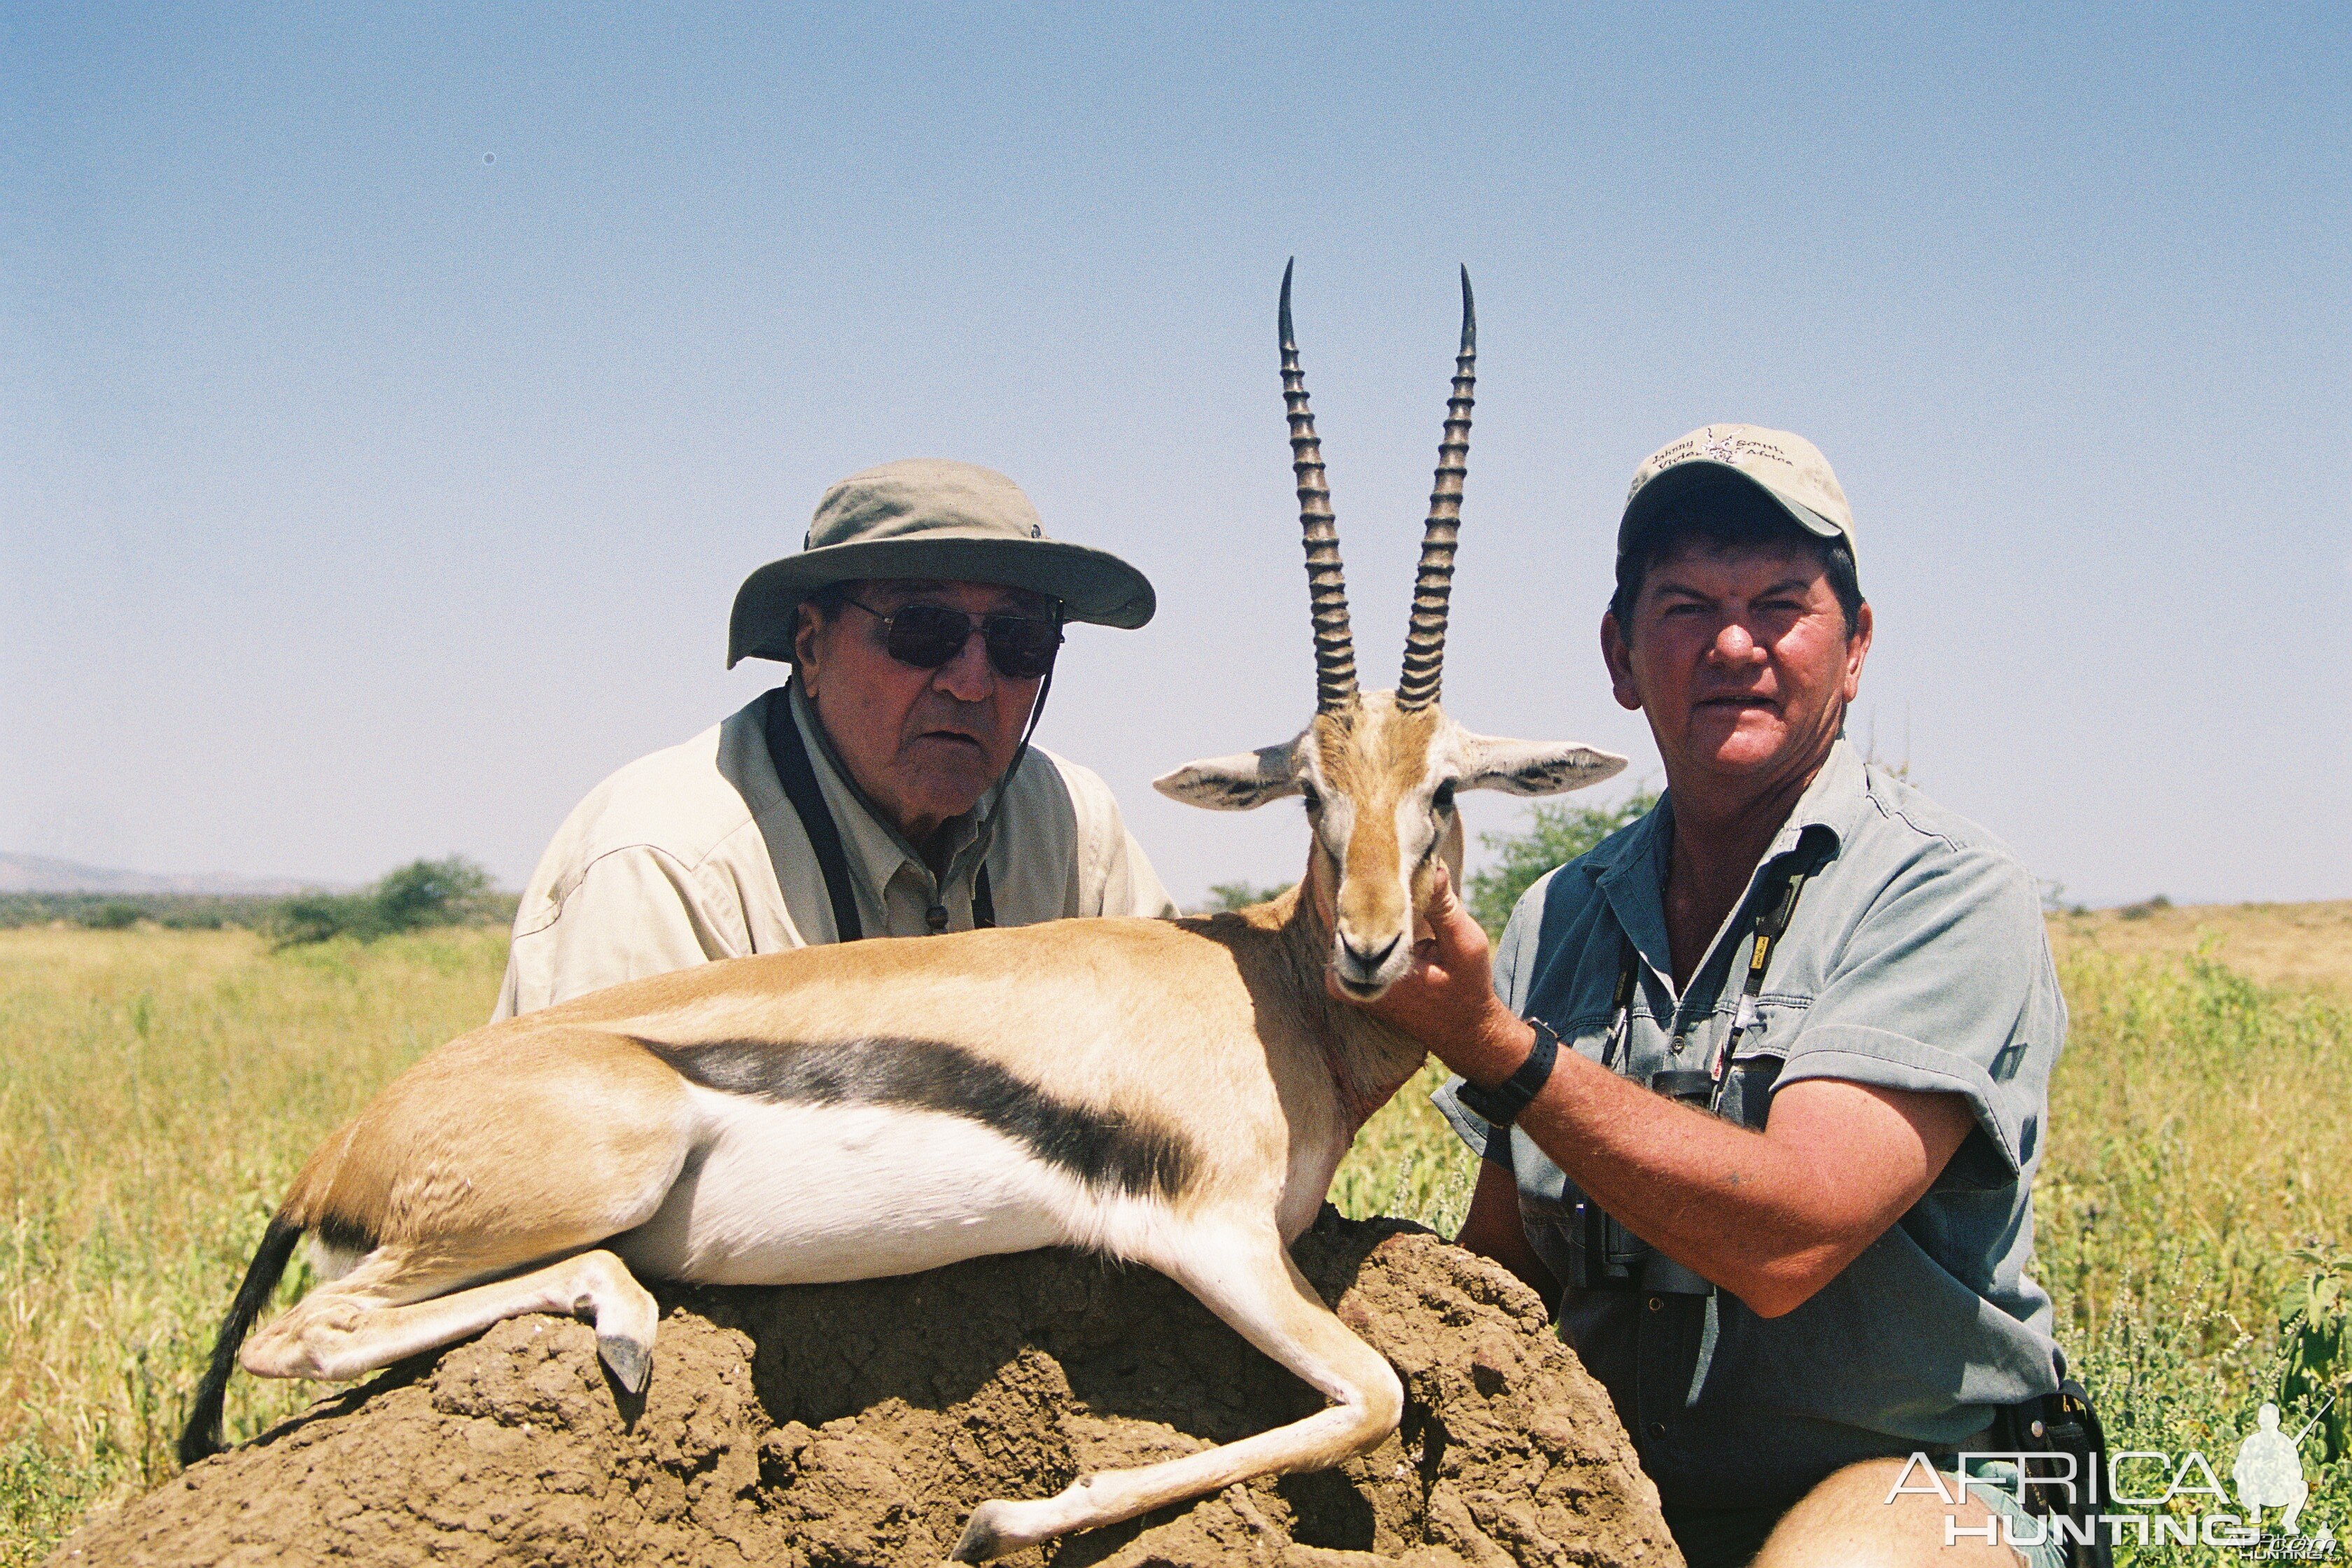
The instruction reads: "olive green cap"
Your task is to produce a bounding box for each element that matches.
[728,458,1157,668]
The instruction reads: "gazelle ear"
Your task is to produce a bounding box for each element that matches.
[1154,743,1302,811]
[1458,734,1628,797]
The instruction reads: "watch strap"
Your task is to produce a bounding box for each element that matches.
[1455,1018,1561,1129]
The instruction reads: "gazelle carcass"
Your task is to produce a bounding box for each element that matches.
[180,264,1625,1562]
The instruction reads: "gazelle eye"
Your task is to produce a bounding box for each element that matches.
[1432,780,1457,813]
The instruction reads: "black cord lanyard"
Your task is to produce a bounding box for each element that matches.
[1707,860,1815,1111]
[764,689,997,944]
[1605,849,1821,1116]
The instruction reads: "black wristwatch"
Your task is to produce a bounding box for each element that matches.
[1455,1017,1561,1128]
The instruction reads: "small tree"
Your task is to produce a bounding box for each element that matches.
[1465,789,1659,938]
[270,890,384,946]
[372,856,497,931]
[270,856,503,948]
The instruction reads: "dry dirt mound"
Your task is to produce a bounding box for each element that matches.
[57,1213,1678,1568]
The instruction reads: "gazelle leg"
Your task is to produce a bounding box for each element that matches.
[239,1247,660,1391]
[952,1221,1403,1563]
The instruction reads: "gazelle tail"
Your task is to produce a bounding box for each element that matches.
[177,1215,304,1466]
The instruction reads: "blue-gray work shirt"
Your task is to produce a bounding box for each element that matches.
[1434,741,2066,1511]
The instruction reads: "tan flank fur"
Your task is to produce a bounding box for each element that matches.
[181,265,1625,1562]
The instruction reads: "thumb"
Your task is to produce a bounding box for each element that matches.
[1429,864,1486,949]
[1423,867,1483,952]
[1425,863,1461,917]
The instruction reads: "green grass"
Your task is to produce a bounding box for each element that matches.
[0,921,2346,1563]
[2027,950,2351,1559]
[0,925,507,1562]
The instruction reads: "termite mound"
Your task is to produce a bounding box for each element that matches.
[56,1213,1679,1567]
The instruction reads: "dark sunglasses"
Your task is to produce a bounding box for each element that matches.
[844,598,1064,680]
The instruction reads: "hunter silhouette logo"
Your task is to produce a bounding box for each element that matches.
[2238,1395,2342,1559]
[2236,1402,2313,1534]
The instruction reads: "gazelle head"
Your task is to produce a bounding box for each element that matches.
[1157,264,1626,1000]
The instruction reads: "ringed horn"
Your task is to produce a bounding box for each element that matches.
[1280,258,1358,713]
[1396,266,1475,711]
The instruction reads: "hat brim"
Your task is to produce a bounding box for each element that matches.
[1617,461,1847,563]
[728,535,1156,667]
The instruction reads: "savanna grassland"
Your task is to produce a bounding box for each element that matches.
[0,926,510,1558]
[3,904,2347,1564]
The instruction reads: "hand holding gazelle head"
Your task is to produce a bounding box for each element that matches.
[1158,263,1624,998]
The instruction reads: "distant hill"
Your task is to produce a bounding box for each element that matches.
[0,853,321,897]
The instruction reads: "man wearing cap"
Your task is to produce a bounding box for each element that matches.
[1364,428,2074,1567]
[493,459,1177,1020]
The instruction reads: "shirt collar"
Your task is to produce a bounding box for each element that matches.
[1585,802,1673,981]
[1581,738,1866,984]
[1772,735,1869,858]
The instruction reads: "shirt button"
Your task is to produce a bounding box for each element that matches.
[1647,1421,1667,1440]
[1647,1296,1664,1312]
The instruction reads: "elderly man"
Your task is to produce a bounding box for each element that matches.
[1366,428,2082,1568]
[496,458,1175,1019]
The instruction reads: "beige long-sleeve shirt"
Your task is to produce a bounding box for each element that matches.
[493,684,1176,1019]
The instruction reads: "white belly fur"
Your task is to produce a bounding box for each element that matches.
[615,1086,1103,1286]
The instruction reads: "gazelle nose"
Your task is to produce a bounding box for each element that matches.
[1339,933,1399,974]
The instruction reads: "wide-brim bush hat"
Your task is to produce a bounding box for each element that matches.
[728,458,1158,667]
[1617,424,1856,566]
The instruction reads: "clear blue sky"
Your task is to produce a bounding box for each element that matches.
[4,4,2346,907]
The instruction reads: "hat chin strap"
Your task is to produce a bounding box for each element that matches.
[981,596,1064,829]
[989,664,1053,822]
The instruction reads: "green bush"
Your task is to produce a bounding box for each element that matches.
[267,891,384,948]
[370,858,494,930]
[2278,1246,2351,1464]
[1465,789,1659,937]
[268,857,505,948]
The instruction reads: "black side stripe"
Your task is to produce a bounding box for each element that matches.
[313,1212,379,1256]
[640,1037,1198,1201]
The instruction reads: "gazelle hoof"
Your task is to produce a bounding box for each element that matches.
[950,1502,1011,1562]
[596,1333,652,1394]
